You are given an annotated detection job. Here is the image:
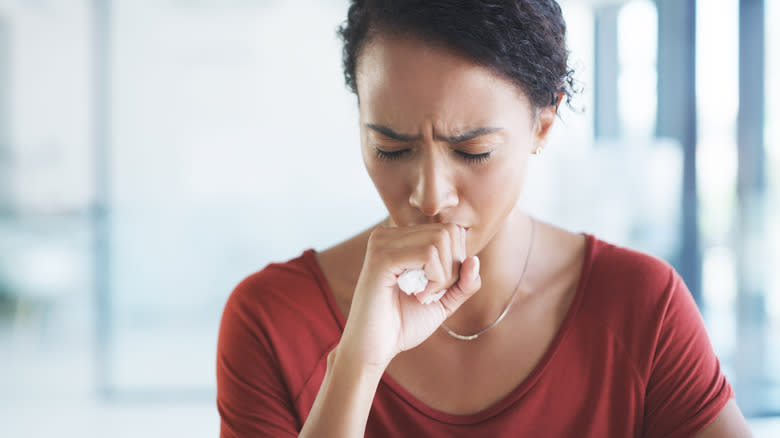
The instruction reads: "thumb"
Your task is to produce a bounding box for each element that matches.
[439,256,481,316]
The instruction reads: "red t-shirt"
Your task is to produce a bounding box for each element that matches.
[217,234,734,437]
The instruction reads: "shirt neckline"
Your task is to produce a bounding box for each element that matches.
[302,232,597,425]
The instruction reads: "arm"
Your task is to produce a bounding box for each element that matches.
[217,224,480,436]
[693,400,753,438]
[217,288,300,438]
[299,224,481,436]
[298,345,385,438]
[642,269,748,437]
[216,281,386,438]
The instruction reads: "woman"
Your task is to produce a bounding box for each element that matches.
[217,1,752,436]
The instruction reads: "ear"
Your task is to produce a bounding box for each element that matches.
[531,104,557,153]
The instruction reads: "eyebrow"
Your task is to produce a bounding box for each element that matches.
[365,123,503,143]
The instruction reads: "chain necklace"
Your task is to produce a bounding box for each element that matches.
[440,217,536,341]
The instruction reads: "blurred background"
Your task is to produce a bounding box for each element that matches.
[0,0,777,436]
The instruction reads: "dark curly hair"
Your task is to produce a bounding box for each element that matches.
[337,0,577,111]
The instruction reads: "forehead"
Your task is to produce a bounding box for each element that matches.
[355,36,533,128]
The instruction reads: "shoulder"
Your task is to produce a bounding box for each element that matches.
[217,249,344,405]
[226,250,318,314]
[590,237,675,288]
[558,234,735,435]
[577,236,698,372]
[220,249,342,348]
[583,236,678,313]
[217,250,343,430]
[236,251,322,297]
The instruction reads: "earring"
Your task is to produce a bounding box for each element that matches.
[534,146,543,156]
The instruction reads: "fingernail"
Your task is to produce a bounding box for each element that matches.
[471,256,480,279]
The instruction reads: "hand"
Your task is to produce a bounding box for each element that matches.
[338,223,482,370]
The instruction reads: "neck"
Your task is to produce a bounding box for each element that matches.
[442,207,536,336]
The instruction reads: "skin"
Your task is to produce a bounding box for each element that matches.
[302,34,752,437]
[356,34,558,332]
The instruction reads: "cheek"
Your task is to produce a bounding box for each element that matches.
[468,159,527,213]
[364,159,409,202]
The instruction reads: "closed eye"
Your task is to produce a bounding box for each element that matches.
[456,150,492,163]
[373,148,408,161]
[373,147,493,164]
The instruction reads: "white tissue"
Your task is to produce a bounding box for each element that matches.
[397,269,428,295]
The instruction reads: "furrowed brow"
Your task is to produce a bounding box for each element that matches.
[365,123,421,142]
[365,124,503,143]
[434,127,504,143]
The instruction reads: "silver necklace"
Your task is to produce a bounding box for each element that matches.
[440,217,536,341]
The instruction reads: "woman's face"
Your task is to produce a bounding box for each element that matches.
[356,35,556,254]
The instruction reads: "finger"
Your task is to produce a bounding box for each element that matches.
[417,225,468,304]
[388,241,447,287]
[461,226,467,261]
[441,223,465,264]
[378,223,455,242]
[455,225,466,264]
[370,224,460,302]
[376,224,464,275]
[385,226,452,286]
[420,288,447,305]
[437,256,481,314]
[417,226,463,303]
[399,226,453,265]
[377,225,449,260]
[413,241,449,303]
[416,224,464,303]
[434,227,454,280]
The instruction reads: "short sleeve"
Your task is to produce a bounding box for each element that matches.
[642,269,735,438]
[216,285,300,438]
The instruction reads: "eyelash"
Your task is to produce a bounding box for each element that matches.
[373,148,493,164]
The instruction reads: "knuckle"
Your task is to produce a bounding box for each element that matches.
[426,244,439,261]
[444,223,459,237]
[435,228,450,245]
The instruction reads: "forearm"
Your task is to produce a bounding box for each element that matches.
[298,343,386,438]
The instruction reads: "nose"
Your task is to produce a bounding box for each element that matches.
[408,150,459,217]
